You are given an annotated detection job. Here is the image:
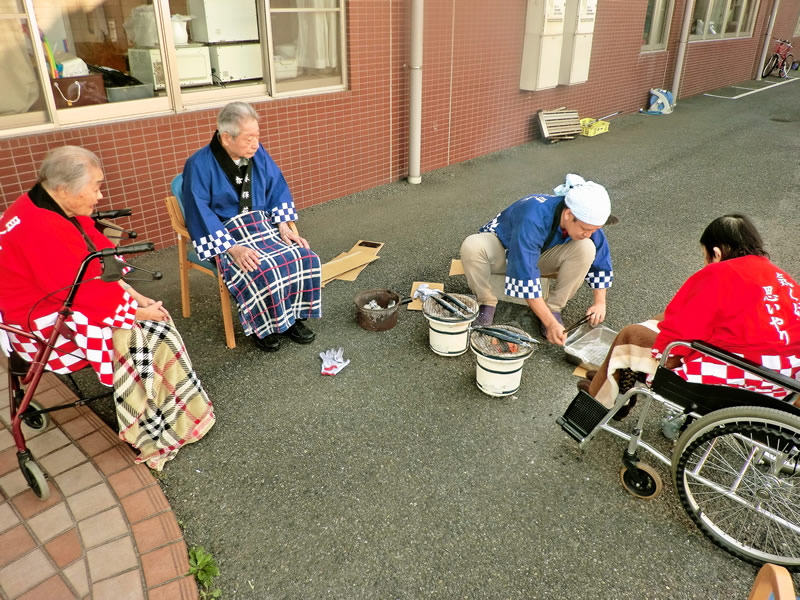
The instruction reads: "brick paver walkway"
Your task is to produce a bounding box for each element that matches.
[0,362,198,599]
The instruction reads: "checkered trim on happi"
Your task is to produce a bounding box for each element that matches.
[219,210,321,338]
[271,202,298,223]
[504,276,542,299]
[586,270,613,289]
[4,301,135,386]
[193,228,237,261]
[113,319,215,470]
[102,292,138,329]
[665,352,800,400]
[479,214,501,234]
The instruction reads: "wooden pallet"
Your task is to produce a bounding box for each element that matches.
[538,107,582,143]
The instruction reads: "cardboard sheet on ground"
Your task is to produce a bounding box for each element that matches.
[320,240,384,287]
[321,252,379,286]
[573,365,588,378]
[449,259,464,276]
[408,282,444,311]
[335,241,384,281]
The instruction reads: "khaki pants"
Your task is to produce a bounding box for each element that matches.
[459,232,595,311]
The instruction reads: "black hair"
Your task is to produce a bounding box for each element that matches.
[699,214,768,261]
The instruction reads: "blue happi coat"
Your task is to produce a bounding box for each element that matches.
[479,194,613,299]
[182,141,321,338]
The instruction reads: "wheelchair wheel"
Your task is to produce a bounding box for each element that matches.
[620,462,663,499]
[672,406,800,570]
[22,400,49,431]
[20,459,50,501]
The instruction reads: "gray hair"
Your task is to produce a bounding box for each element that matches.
[38,146,102,195]
[217,102,258,137]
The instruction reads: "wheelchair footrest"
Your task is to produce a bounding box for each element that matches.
[556,390,610,442]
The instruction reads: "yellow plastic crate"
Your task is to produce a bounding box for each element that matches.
[580,118,610,137]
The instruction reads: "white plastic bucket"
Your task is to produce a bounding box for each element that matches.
[472,352,528,396]
[470,326,534,397]
[424,314,477,356]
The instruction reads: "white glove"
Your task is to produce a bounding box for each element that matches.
[413,283,442,302]
[319,347,350,376]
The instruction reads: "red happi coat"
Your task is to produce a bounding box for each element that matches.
[0,193,137,385]
[653,255,800,399]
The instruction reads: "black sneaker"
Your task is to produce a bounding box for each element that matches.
[284,320,315,344]
[255,333,281,352]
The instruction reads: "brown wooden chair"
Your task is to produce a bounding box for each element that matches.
[164,174,300,350]
[164,193,238,349]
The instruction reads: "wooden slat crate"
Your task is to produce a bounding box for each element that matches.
[538,107,582,143]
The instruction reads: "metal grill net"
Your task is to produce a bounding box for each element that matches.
[422,293,478,320]
[471,324,535,358]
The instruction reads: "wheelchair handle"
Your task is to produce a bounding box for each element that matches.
[92,208,132,220]
[99,242,154,257]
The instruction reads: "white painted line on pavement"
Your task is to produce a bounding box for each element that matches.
[704,76,799,99]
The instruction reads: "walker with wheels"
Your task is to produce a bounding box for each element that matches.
[2,213,157,501]
[557,340,800,570]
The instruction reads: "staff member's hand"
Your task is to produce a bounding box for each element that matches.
[544,319,568,346]
[227,244,261,272]
[586,302,606,326]
[278,222,310,249]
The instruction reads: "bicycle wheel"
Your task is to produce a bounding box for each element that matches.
[780,54,794,78]
[672,406,800,570]
[762,54,779,78]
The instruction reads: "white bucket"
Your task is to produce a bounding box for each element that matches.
[470,326,534,397]
[424,314,477,356]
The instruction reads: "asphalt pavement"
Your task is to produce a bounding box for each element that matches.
[91,75,800,598]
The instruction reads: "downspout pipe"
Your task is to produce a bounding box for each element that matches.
[755,0,780,81]
[408,0,423,185]
[671,0,695,104]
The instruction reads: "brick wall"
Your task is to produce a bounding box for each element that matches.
[1,0,798,247]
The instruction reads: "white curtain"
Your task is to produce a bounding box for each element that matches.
[296,0,338,70]
[0,21,40,115]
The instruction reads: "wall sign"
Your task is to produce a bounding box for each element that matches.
[546,0,566,20]
[581,0,598,19]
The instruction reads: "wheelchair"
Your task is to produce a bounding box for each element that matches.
[2,210,157,501]
[557,340,800,571]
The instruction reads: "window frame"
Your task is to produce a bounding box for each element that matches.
[690,0,761,41]
[641,0,675,53]
[1,0,348,137]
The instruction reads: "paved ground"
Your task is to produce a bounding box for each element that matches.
[47,73,800,598]
[0,364,198,599]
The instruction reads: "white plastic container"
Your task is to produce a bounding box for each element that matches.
[470,325,535,397]
[422,294,478,356]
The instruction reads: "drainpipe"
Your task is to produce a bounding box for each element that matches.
[671,0,695,103]
[755,0,780,81]
[408,0,423,185]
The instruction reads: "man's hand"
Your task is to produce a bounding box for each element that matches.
[277,222,310,249]
[227,244,261,272]
[586,302,606,326]
[588,288,607,326]
[544,318,567,346]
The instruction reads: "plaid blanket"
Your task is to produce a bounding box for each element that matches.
[587,321,660,409]
[219,211,321,338]
[588,319,800,408]
[113,319,215,470]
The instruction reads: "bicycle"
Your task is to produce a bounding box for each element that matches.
[762,38,794,79]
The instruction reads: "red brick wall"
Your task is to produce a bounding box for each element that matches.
[1,0,798,247]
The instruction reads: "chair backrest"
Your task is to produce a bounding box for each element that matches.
[170,173,188,222]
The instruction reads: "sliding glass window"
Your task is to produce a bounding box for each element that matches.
[0,0,347,135]
[691,0,760,39]
[642,0,674,52]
